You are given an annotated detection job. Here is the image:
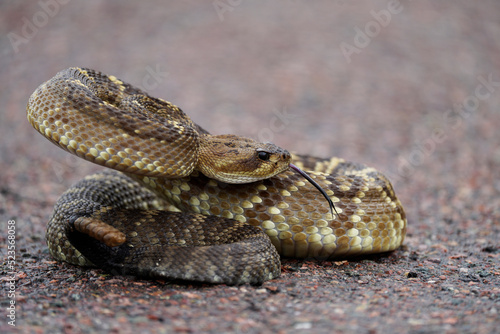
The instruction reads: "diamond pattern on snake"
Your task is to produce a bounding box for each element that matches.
[27,67,407,284]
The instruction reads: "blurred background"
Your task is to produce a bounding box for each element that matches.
[1,1,499,332]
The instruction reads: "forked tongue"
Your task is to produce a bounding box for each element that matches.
[289,163,340,219]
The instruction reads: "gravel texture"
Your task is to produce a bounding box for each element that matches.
[1,1,499,333]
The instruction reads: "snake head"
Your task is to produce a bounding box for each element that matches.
[197,134,291,184]
[197,134,339,218]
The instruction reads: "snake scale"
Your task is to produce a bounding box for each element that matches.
[27,67,407,285]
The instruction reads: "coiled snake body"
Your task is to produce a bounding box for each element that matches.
[27,68,407,284]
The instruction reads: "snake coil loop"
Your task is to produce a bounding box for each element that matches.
[27,68,407,284]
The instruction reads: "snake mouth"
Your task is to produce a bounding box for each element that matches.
[289,163,339,219]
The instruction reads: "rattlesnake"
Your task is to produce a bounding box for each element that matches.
[27,67,406,284]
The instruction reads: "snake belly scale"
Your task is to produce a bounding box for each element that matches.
[27,67,407,284]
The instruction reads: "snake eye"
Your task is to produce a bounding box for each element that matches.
[257,151,271,161]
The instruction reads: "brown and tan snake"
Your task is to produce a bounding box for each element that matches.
[26,67,407,284]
